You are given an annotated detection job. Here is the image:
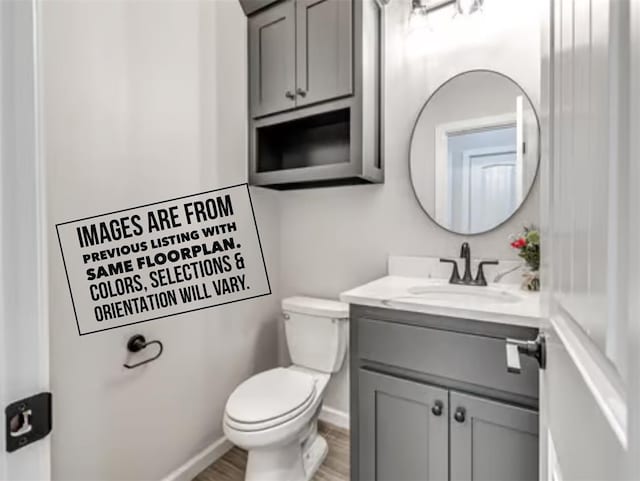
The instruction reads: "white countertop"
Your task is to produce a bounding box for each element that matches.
[340,275,542,328]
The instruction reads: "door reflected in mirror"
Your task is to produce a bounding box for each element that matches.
[410,70,540,235]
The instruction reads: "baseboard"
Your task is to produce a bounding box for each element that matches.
[319,405,350,430]
[162,435,234,481]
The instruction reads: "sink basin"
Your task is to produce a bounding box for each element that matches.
[393,285,524,306]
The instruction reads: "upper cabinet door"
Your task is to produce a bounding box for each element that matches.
[450,391,539,481]
[249,0,296,118]
[295,0,353,107]
[358,370,448,481]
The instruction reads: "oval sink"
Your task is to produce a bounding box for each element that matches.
[398,285,524,305]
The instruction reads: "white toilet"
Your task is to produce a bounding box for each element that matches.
[223,296,349,481]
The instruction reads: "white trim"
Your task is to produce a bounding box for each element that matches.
[547,430,563,481]
[550,311,627,448]
[161,436,234,481]
[319,406,350,430]
[627,0,640,476]
[0,0,50,477]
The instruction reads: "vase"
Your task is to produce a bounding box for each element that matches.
[522,269,540,291]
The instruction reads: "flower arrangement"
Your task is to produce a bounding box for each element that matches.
[509,226,540,291]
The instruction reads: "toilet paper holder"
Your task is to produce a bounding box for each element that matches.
[123,334,164,369]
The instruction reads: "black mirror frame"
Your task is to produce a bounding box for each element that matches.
[408,69,542,236]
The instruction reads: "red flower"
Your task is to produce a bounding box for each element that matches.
[511,237,527,249]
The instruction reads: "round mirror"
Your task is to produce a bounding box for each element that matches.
[409,70,540,235]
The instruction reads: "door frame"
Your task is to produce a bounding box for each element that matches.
[627,0,640,476]
[0,0,51,478]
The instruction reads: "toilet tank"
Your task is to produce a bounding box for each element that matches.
[282,297,349,373]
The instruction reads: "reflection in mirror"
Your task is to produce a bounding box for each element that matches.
[409,70,540,235]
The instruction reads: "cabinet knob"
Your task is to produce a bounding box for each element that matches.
[285,90,295,100]
[431,400,443,416]
[454,407,466,423]
[296,88,307,98]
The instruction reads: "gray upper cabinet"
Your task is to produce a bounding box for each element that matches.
[243,0,382,189]
[295,0,353,107]
[450,391,539,481]
[249,0,296,118]
[359,370,448,481]
[249,0,353,118]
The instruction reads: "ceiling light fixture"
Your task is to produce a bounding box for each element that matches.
[456,0,483,15]
[409,0,430,30]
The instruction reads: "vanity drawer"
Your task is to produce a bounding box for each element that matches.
[357,318,539,399]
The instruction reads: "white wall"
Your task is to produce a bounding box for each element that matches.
[41,1,280,480]
[40,0,542,474]
[277,0,542,415]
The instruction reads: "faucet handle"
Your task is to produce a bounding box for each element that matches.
[440,258,462,284]
[474,260,499,286]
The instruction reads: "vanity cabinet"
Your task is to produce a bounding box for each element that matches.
[359,370,449,481]
[450,391,538,481]
[350,305,540,481]
[240,0,382,189]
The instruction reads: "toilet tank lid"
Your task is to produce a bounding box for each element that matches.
[282,296,349,319]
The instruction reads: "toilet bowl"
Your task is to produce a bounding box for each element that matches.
[223,297,349,481]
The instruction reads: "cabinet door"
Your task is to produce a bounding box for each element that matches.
[249,0,296,118]
[359,370,448,481]
[295,0,353,107]
[450,391,538,481]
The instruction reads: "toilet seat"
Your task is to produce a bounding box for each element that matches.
[225,368,317,432]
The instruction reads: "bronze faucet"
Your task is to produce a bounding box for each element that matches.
[440,242,499,286]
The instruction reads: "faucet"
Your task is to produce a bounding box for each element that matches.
[440,242,499,286]
[459,242,473,284]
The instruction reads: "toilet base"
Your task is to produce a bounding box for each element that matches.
[244,432,328,481]
[302,434,328,480]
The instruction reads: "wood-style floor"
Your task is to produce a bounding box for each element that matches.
[193,421,349,481]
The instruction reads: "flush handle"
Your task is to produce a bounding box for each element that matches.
[505,334,546,374]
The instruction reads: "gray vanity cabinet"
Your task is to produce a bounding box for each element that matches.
[450,391,538,481]
[248,0,296,118]
[359,369,448,481]
[350,305,540,481]
[295,0,353,107]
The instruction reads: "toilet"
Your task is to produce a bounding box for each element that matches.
[223,296,349,481]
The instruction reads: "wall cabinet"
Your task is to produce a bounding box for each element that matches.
[241,0,382,189]
[248,0,296,118]
[350,305,540,481]
[295,0,353,107]
[249,0,352,118]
